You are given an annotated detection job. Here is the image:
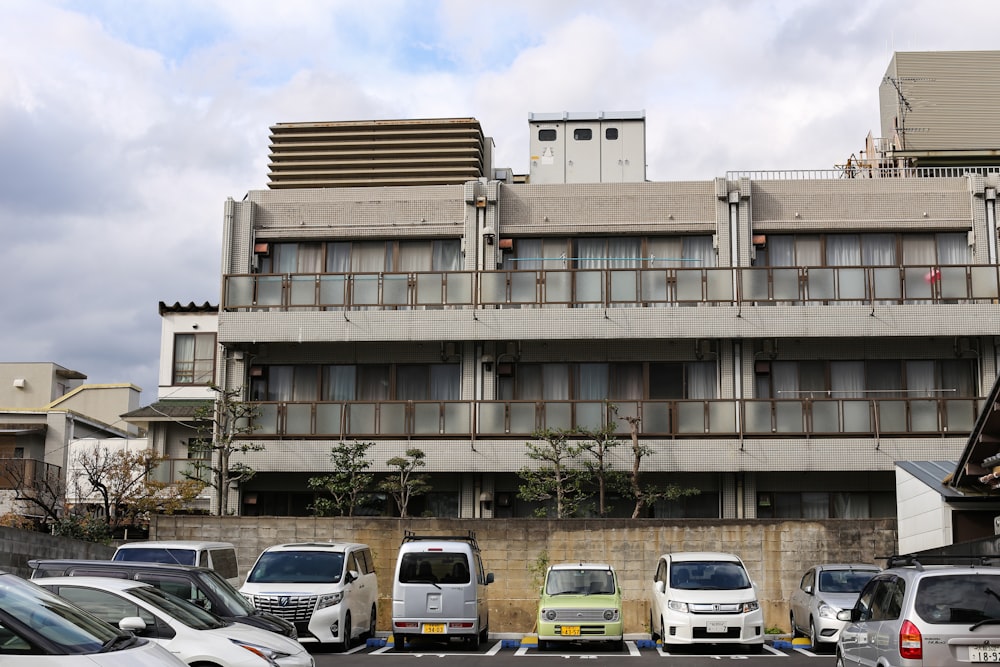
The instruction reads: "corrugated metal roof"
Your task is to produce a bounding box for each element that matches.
[121,400,211,422]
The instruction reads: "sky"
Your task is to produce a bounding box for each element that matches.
[2,0,998,405]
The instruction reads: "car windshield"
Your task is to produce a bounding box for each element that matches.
[195,569,257,614]
[128,586,229,630]
[115,547,196,566]
[247,551,345,584]
[914,574,1000,625]
[399,553,470,584]
[545,569,616,595]
[0,574,122,655]
[670,561,750,590]
[818,569,878,593]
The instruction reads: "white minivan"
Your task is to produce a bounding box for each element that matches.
[650,551,765,653]
[240,542,377,650]
[113,540,240,586]
[391,531,494,650]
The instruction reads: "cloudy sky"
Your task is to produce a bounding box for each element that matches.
[2,0,998,404]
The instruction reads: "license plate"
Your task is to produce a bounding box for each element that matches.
[971,646,1000,662]
[423,624,446,634]
[706,621,727,634]
[560,626,581,636]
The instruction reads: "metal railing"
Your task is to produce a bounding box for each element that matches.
[245,397,981,439]
[146,458,213,487]
[0,458,61,490]
[727,166,1000,180]
[223,265,1000,311]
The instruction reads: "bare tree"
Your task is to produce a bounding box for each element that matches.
[0,457,64,524]
[377,447,430,517]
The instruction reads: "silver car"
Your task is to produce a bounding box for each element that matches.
[837,555,1000,667]
[789,563,879,649]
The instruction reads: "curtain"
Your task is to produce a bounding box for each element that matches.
[611,363,643,399]
[432,240,462,270]
[325,243,351,272]
[607,238,641,269]
[831,361,865,398]
[771,361,800,399]
[801,492,829,519]
[576,238,605,268]
[905,361,936,397]
[291,365,318,401]
[357,365,389,400]
[647,237,684,267]
[542,364,570,399]
[687,362,717,399]
[902,234,935,264]
[267,366,294,401]
[833,492,869,519]
[940,360,975,397]
[397,241,431,272]
[396,366,428,400]
[867,361,902,397]
[323,365,356,400]
[576,364,608,400]
[826,235,861,266]
[766,236,795,267]
[683,236,716,268]
[516,365,542,399]
[795,236,822,266]
[507,239,541,270]
[430,364,460,400]
[937,232,969,265]
[297,243,323,272]
[173,335,195,383]
[861,234,896,265]
[352,242,386,272]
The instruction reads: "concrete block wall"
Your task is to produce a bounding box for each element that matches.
[0,526,115,579]
[150,516,897,635]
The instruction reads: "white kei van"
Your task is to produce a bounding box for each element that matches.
[112,540,240,586]
[240,542,378,650]
[391,531,494,650]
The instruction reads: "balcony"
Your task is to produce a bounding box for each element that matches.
[0,458,61,490]
[223,265,1000,311]
[146,458,213,487]
[245,397,981,439]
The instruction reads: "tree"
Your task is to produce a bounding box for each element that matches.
[577,418,627,517]
[377,448,430,518]
[0,457,64,525]
[190,385,262,515]
[620,414,700,518]
[517,428,591,518]
[308,441,375,517]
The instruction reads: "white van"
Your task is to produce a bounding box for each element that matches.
[240,542,378,650]
[391,531,494,650]
[113,540,240,586]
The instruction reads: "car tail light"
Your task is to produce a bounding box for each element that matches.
[449,622,474,629]
[899,620,922,660]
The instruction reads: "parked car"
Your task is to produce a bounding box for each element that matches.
[240,542,377,650]
[28,559,296,638]
[113,540,240,586]
[0,570,186,667]
[536,563,623,652]
[36,576,312,667]
[391,531,494,650]
[789,563,880,650]
[837,554,1000,667]
[650,551,764,653]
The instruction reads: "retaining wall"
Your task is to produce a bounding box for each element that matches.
[0,526,114,579]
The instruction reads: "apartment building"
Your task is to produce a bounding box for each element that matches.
[164,52,994,524]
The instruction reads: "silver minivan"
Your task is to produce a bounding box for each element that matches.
[391,531,494,650]
[113,540,240,586]
[837,555,1000,667]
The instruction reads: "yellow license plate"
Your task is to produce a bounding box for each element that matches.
[560,626,581,636]
[423,624,446,634]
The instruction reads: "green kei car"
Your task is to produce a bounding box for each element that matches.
[537,563,624,651]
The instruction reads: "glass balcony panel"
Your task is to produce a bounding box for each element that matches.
[938,267,967,299]
[706,270,734,302]
[945,399,976,432]
[876,401,906,432]
[708,401,737,433]
[575,271,603,304]
[478,403,506,434]
[612,402,638,434]
[677,402,705,433]
[970,266,1000,299]
[416,273,444,305]
[147,462,170,485]
[179,461,211,485]
[442,402,470,434]
[811,401,841,433]
[903,267,932,300]
[774,401,804,433]
[509,403,537,433]
[445,273,472,304]
[842,401,871,432]
[610,271,638,303]
[288,276,316,307]
[510,272,537,303]
[642,402,671,434]
[676,270,703,301]
[318,275,347,306]
[741,269,770,300]
[382,275,409,305]
[379,403,406,434]
[640,270,667,303]
[543,271,571,303]
[225,276,254,308]
[838,268,866,300]
[480,272,507,304]
[352,275,380,306]
[544,403,572,430]
[285,404,313,435]
[347,403,376,434]
[413,403,441,434]
[254,404,278,435]
[771,269,801,301]
[315,403,342,435]
[744,402,773,433]
[872,268,901,300]
[909,400,939,432]
[807,268,835,300]
[256,276,284,306]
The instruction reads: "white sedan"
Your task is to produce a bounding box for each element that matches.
[37,577,313,667]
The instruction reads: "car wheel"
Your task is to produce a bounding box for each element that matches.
[479,624,489,643]
[745,643,763,654]
[339,612,352,651]
[611,639,624,652]
[538,639,550,651]
[366,604,377,640]
[395,634,408,651]
[836,650,847,667]
[650,611,658,640]
[790,611,799,637]
[660,616,667,644]
[809,619,824,652]
[468,630,481,650]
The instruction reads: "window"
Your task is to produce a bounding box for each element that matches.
[756,359,976,399]
[173,333,215,385]
[573,128,593,140]
[757,491,895,519]
[251,363,459,402]
[538,129,557,141]
[755,232,971,267]
[502,236,716,271]
[260,240,461,274]
[500,362,716,401]
[605,128,619,140]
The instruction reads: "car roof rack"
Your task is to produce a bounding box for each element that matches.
[402,530,479,550]
[882,553,1000,570]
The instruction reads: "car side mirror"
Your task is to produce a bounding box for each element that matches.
[119,617,147,633]
[346,570,358,583]
[655,581,665,594]
[804,584,813,595]
[485,572,495,585]
[836,609,852,622]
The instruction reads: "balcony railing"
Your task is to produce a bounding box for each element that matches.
[0,458,61,490]
[147,458,213,487]
[246,397,982,439]
[223,265,1000,311]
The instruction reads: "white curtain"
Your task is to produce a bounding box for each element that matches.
[608,238,641,268]
[687,362,717,399]
[433,240,462,270]
[795,236,822,265]
[937,232,969,264]
[357,365,389,400]
[323,365,356,400]
[902,234,936,264]
[905,361,936,397]
[861,234,895,265]
[430,364,460,400]
[267,366,294,401]
[801,492,829,518]
[647,237,684,266]
[396,366,428,400]
[767,236,795,266]
[352,242,386,272]
[611,364,643,399]
[543,364,570,400]
[826,235,861,266]
[297,243,323,272]
[576,364,608,400]
[397,241,431,272]
[831,361,865,398]
[325,243,351,272]
[683,236,716,268]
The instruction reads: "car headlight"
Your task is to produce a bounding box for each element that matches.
[742,601,760,613]
[543,609,557,621]
[317,591,344,609]
[603,609,619,621]
[667,600,689,613]
[231,639,290,667]
[241,593,255,605]
[817,603,838,619]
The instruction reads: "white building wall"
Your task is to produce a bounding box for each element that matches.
[896,466,953,553]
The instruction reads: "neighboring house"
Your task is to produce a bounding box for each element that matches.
[0,362,139,519]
